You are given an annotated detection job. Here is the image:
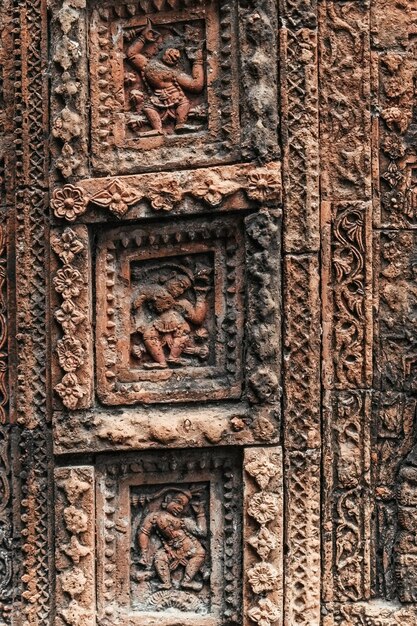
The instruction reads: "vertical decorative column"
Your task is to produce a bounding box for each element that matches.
[371,0,417,607]
[280,0,321,625]
[320,0,373,619]
[244,447,283,626]
[10,0,52,621]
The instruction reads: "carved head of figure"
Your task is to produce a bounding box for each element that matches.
[165,274,192,298]
[162,490,192,516]
[162,47,182,67]
[152,291,176,313]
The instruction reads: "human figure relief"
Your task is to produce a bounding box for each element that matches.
[136,488,207,592]
[125,18,205,135]
[131,265,211,369]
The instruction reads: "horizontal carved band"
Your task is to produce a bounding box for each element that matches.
[51,162,282,221]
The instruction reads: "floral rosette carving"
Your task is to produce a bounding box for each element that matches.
[52,227,87,410]
[245,450,281,626]
[52,185,86,221]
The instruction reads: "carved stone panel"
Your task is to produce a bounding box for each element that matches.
[49,0,280,179]
[52,202,282,454]
[95,216,244,405]
[95,449,242,625]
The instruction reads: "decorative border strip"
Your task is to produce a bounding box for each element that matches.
[51,225,93,410]
[244,447,282,626]
[55,467,95,625]
[51,162,282,222]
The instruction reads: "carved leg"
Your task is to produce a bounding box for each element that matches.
[143,106,164,135]
[154,550,173,590]
[181,551,205,591]
[175,102,192,131]
[142,329,168,369]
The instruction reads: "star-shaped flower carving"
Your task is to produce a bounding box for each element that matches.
[245,456,279,489]
[248,598,281,626]
[60,469,91,504]
[55,300,85,333]
[248,526,277,561]
[62,536,91,564]
[90,180,141,217]
[55,373,86,410]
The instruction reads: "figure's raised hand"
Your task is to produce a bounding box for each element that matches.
[194,48,204,63]
[142,18,160,43]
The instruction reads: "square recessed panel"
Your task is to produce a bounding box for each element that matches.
[95,216,244,405]
[96,449,242,625]
[89,0,240,174]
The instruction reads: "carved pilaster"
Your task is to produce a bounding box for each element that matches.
[280,0,319,253]
[322,201,373,390]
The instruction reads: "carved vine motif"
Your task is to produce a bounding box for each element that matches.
[0,221,12,621]
[244,448,281,626]
[55,468,95,626]
[378,53,416,228]
[374,394,416,599]
[52,227,91,410]
[378,231,417,393]
[328,202,371,389]
[395,445,417,603]
[51,163,281,221]
[320,2,371,201]
[323,392,371,603]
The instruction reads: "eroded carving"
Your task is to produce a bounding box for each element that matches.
[88,0,239,174]
[96,217,243,404]
[131,259,211,370]
[124,18,206,137]
[132,485,209,610]
[323,392,372,603]
[51,162,281,221]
